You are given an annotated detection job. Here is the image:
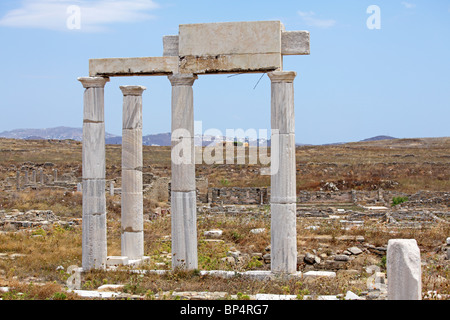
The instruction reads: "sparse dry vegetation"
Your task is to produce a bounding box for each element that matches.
[0,137,449,300]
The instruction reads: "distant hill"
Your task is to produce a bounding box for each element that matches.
[106,132,172,146]
[0,127,401,146]
[0,126,117,141]
[360,135,397,142]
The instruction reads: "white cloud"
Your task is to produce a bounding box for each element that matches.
[298,11,336,28]
[0,0,159,32]
[401,2,416,9]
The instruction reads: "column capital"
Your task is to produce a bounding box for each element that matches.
[267,71,297,83]
[78,77,110,88]
[120,85,146,96]
[168,73,198,86]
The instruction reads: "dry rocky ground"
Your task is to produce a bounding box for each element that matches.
[0,137,448,300]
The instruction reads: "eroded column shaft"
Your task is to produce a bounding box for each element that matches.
[268,71,297,273]
[120,85,146,260]
[78,76,109,270]
[168,74,198,270]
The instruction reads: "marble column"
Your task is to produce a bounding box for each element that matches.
[387,239,422,300]
[39,169,44,184]
[16,171,20,190]
[78,76,109,270]
[268,71,297,274]
[119,85,146,260]
[168,73,198,270]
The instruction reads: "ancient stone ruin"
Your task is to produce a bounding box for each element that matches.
[78,21,310,273]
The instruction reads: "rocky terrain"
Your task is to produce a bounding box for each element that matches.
[0,136,448,300]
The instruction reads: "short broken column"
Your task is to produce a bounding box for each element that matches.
[120,85,146,260]
[109,181,115,196]
[387,239,422,300]
[268,71,297,274]
[78,76,109,270]
[16,171,20,190]
[168,73,198,270]
[39,169,44,184]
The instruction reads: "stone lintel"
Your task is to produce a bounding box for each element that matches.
[164,30,310,57]
[89,57,178,77]
[281,31,310,55]
[163,35,179,57]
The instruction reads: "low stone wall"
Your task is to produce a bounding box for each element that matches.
[209,187,269,205]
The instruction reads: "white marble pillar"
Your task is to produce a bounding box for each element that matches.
[268,71,297,274]
[120,85,146,260]
[387,239,422,300]
[168,73,198,270]
[78,76,109,270]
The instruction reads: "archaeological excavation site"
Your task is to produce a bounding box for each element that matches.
[0,20,449,302]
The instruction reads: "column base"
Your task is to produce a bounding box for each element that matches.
[106,256,150,268]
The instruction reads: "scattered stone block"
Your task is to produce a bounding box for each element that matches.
[345,291,363,300]
[250,228,266,234]
[303,271,336,279]
[347,246,363,255]
[204,229,223,238]
[334,254,350,262]
[106,256,129,266]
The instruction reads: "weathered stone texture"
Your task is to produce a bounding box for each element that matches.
[89,57,178,77]
[171,191,198,270]
[387,239,422,300]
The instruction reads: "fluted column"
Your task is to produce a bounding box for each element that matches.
[168,73,198,270]
[78,76,109,270]
[120,85,146,260]
[268,71,297,274]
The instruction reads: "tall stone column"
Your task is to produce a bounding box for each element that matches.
[168,73,198,270]
[268,71,297,274]
[120,85,146,260]
[78,76,109,270]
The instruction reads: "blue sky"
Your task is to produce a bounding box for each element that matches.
[0,0,449,145]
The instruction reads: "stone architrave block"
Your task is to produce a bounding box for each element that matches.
[178,21,283,74]
[166,29,310,59]
[163,35,179,56]
[281,31,310,55]
[387,239,422,300]
[270,133,296,204]
[89,57,178,77]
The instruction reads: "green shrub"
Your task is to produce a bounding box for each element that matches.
[392,196,409,206]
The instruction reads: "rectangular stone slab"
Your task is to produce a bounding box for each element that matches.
[179,53,282,74]
[281,31,310,55]
[178,21,283,74]
[179,21,282,56]
[89,57,178,77]
[166,30,310,57]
